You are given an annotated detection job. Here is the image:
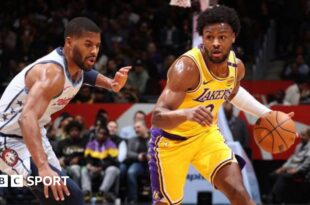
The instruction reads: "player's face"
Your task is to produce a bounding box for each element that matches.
[202,23,235,64]
[72,32,101,71]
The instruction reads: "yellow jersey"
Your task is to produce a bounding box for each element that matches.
[163,47,237,137]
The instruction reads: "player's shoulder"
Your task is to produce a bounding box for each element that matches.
[167,56,199,90]
[235,57,245,81]
[26,63,65,87]
[168,55,199,76]
[32,63,64,77]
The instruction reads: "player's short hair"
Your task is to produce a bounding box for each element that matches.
[64,17,101,39]
[196,5,241,37]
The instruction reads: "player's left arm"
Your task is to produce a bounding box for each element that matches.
[84,66,131,92]
[228,58,272,118]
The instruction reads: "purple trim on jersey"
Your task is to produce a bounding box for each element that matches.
[149,128,175,204]
[227,61,237,67]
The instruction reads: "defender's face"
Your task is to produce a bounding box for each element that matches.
[71,32,101,71]
[202,23,235,63]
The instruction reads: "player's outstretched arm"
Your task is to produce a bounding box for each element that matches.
[228,59,271,118]
[84,66,131,92]
[19,64,70,201]
[152,57,213,129]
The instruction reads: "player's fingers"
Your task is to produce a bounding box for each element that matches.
[288,112,294,118]
[193,112,211,126]
[44,185,49,198]
[197,107,213,124]
[51,185,60,201]
[118,72,126,79]
[56,183,65,201]
[119,66,132,74]
[115,72,126,81]
[196,112,212,125]
[192,116,206,126]
[60,180,70,196]
[111,82,119,88]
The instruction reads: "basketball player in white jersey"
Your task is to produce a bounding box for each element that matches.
[0,17,130,205]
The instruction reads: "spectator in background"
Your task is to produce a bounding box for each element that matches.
[119,110,146,140]
[107,120,128,200]
[103,19,129,55]
[81,126,120,203]
[73,86,94,103]
[129,22,152,51]
[283,75,310,105]
[125,120,150,204]
[127,59,150,94]
[107,120,127,164]
[160,19,181,56]
[74,115,89,137]
[282,54,310,81]
[45,121,58,151]
[87,109,110,142]
[223,102,251,157]
[114,85,140,103]
[267,90,285,107]
[105,58,118,79]
[55,114,73,141]
[146,42,163,78]
[95,52,108,74]
[265,129,310,204]
[56,120,87,185]
[93,87,114,103]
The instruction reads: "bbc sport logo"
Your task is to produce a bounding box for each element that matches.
[0,175,69,187]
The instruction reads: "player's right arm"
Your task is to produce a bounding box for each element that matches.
[152,57,213,130]
[19,64,69,201]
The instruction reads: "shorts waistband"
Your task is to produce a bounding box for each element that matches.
[0,132,23,139]
[152,128,187,141]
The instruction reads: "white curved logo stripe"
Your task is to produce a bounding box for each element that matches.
[116,103,155,129]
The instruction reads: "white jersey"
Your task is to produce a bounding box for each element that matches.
[0,47,83,136]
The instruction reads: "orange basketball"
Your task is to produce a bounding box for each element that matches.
[253,111,296,154]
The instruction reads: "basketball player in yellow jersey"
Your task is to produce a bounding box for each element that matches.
[149,5,294,205]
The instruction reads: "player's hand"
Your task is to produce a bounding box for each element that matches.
[286,112,298,137]
[38,164,70,201]
[287,112,294,118]
[185,105,213,126]
[111,66,131,92]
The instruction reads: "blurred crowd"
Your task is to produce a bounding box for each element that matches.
[0,0,287,103]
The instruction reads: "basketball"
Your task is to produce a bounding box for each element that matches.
[253,111,296,154]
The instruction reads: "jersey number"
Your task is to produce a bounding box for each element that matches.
[205,104,214,112]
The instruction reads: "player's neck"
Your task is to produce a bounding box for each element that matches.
[63,47,82,81]
[200,46,229,78]
[204,57,229,78]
